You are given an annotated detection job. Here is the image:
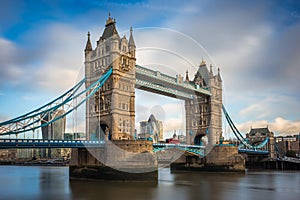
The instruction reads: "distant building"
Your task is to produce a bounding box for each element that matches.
[0,149,17,161]
[41,109,66,140]
[276,134,300,157]
[139,114,163,143]
[166,132,180,144]
[178,134,187,144]
[73,132,86,140]
[64,133,74,140]
[246,127,274,143]
[246,127,276,158]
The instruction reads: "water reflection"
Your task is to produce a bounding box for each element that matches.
[0,166,299,200]
[38,167,71,200]
[70,180,157,200]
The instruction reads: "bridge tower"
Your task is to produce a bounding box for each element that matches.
[185,59,222,147]
[84,15,136,141]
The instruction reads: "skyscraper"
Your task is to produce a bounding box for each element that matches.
[139,114,163,143]
[41,109,66,140]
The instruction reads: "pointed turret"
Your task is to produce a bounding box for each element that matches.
[128,27,136,56]
[185,70,190,82]
[129,27,135,47]
[209,64,213,78]
[85,32,92,57]
[217,67,222,81]
[100,13,119,40]
[192,58,209,86]
[200,58,206,66]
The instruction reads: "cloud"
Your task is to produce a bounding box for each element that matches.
[0,38,26,86]
[0,114,9,122]
[130,1,300,136]
[24,23,86,93]
[236,117,300,136]
[0,22,88,94]
[238,95,300,121]
[164,118,185,133]
[1,0,300,137]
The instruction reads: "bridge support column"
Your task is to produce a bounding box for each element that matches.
[170,145,245,172]
[69,140,158,181]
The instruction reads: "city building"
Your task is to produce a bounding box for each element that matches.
[178,134,187,144]
[0,149,17,162]
[246,127,274,143]
[245,127,276,158]
[276,134,300,157]
[41,109,66,140]
[139,114,163,143]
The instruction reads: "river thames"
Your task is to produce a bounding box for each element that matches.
[0,166,299,200]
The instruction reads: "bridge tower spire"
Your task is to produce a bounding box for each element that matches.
[185,70,190,82]
[85,16,136,141]
[128,27,136,57]
[84,32,92,58]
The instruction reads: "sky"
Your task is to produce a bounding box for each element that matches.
[0,0,300,139]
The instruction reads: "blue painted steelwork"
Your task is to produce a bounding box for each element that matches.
[153,143,205,156]
[0,139,205,157]
[222,104,270,153]
[0,68,112,136]
[238,149,269,155]
[135,65,211,99]
[0,78,86,126]
[0,139,105,149]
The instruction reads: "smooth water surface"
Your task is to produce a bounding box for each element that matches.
[0,166,299,200]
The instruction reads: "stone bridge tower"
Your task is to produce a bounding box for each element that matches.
[185,59,222,147]
[84,15,136,141]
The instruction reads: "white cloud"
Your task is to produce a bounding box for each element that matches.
[0,38,25,86]
[28,23,86,93]
[236,117,300,136]
[2,1,300,138]
[239,95,300,121]
[164,118,185,133]
[0,114,9,122]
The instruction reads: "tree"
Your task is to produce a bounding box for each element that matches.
[286,150,297,158]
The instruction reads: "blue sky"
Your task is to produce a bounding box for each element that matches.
[0,0,300,138]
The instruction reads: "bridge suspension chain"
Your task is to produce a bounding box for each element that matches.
[222,104,269,150]
[0,68,113,136]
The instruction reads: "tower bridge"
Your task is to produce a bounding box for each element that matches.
[0,15,284,179]
[84,15,222,147]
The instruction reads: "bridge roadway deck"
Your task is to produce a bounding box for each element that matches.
[238,148,269,155]
[0,139,270,156]
[135,65,211,100]
[0,139,105,149]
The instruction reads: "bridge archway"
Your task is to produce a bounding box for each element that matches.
[93,122,111,141]
[194,134,204,146]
